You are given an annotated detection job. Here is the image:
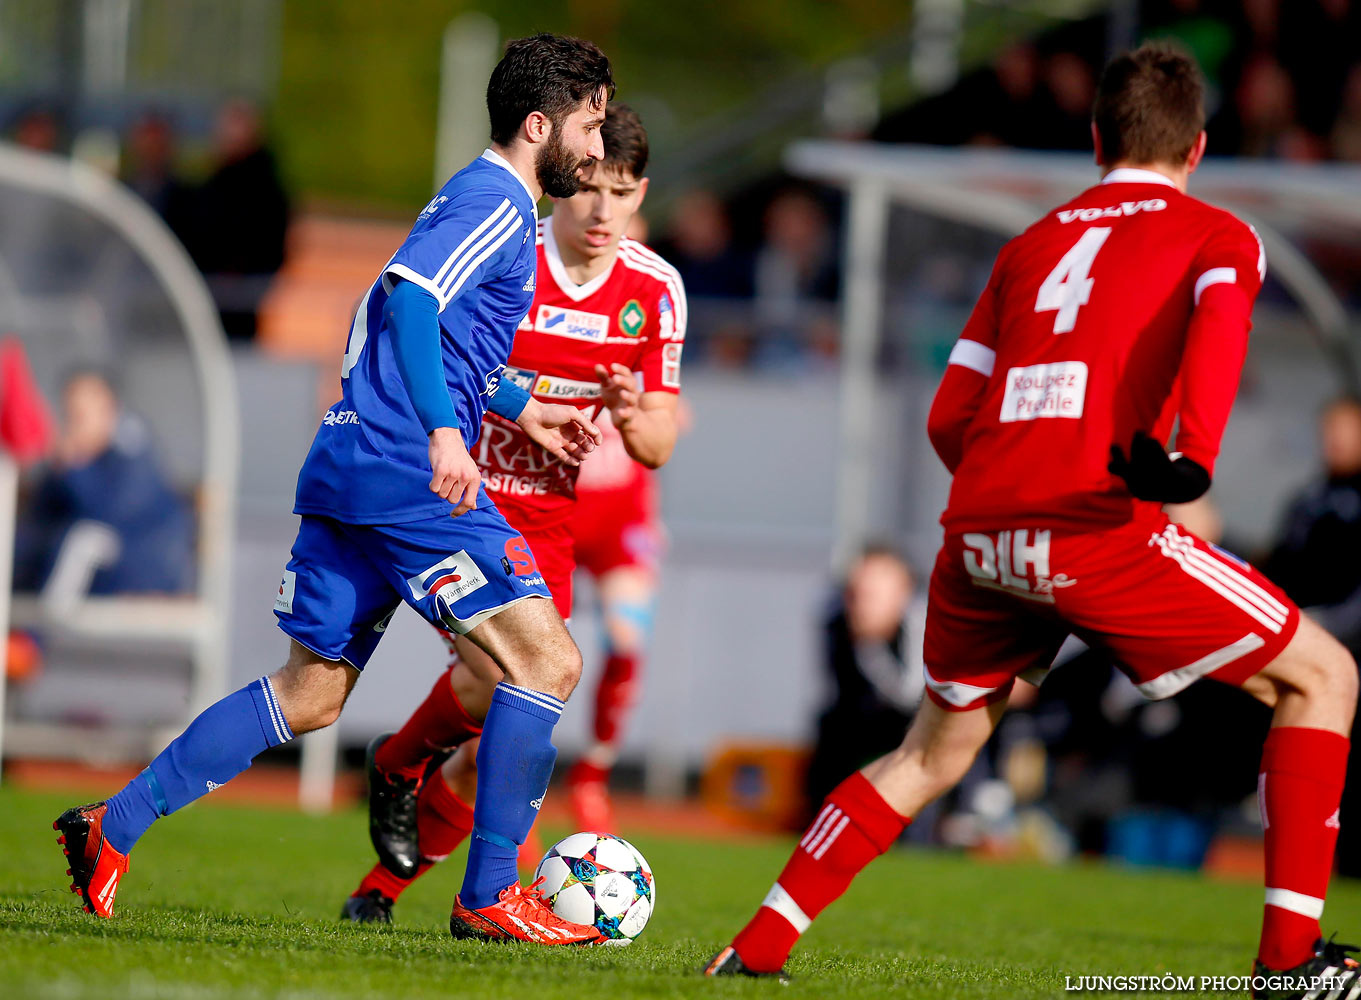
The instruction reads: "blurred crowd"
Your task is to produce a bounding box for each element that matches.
[658,0,1361,370]
[880,0,1361,163]
[8,99,290,341]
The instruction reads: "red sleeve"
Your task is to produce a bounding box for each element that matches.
[928,254,1004,473]
[1173,218,1265,473]
[638,270,687,395]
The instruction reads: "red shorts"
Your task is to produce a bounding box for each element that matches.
[923,516,1300,711]
[494,494,575,620]
[571,482,664,578]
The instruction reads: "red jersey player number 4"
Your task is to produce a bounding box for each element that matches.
[920,159,1281,712]
[710,45,1359,994]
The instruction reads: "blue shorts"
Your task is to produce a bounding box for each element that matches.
[273,501,552,669]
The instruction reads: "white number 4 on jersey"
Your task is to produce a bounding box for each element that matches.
[1035,227,1111,334]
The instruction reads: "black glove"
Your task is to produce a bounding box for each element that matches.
[1108,431,1211,503]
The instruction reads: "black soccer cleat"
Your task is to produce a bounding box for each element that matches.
[1252,937,1361,999]
[702,945,791,985]
[365,733,421,879]
[54,802,130,918]
[341,889,394,925]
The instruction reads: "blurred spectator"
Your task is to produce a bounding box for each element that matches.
[752,186,839,367]
[656,189,752,299]
[11,106,60,153]
[655,190,756,366]
[805,544,923,807]
[1145,0,1237,95]
[1230,53,1325,160]
[15,369,194,596]
[189,99,290,341]
[123,111,194,241]
[1263,395,1361,643]
[1331,64,1361,161]
[1275,0,1360,139]
[967,42,1048,147]
[1033,51,1098,151]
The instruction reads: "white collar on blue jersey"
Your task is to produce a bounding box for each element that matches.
[480,147,539,212]
[1101,166,1178,188]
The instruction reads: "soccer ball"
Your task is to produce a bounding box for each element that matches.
[533,832,655,944]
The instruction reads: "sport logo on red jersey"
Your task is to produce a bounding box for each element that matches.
[1001,361,1087,422]
[534,374,599,400]
[406,551,488,607]
[535,305,609,343]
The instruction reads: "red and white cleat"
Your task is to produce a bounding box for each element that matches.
[54,802,130,918]
[449,876,605,945]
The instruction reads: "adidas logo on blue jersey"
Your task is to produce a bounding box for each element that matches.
[523,276,535,292]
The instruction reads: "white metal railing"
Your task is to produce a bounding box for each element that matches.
[0,142,239,779]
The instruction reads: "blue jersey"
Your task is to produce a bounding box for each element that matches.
[294,149,538,524]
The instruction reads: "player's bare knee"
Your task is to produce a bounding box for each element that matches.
[497,636,581,700]
[1321,641,1359,707]
[270,651,353,734]
[541,642,583,700]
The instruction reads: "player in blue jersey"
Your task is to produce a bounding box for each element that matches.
[54,34,619,946]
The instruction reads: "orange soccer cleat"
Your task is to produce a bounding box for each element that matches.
[54,802,130,918]
[448,876,605,945]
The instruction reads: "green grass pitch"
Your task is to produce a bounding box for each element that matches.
[4,787,1361,998]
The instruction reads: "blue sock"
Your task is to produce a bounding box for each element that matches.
[102,677,295,854]
[460,682,563,909]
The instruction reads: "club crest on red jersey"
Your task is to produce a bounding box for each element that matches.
[618,299,645,337]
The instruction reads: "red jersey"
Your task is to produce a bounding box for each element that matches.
[473,214,686,530]
[574,410,654,498]
[930,168,1264,532]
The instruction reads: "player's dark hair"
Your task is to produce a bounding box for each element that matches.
[486,33,614,146]
[1093,42,1204,166]
[600,103,648,178]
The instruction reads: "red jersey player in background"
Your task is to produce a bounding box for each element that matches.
[566,391,675,831]
[344,104,688,924]
[706,45,1358,998]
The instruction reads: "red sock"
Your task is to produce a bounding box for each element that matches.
[731,772,907,972]
[1257,726,1350,970]
[352,771,474,903]
[594,651,640,746]
[356,859,431,901]
[374,668,482,779]
[416,767,475,861]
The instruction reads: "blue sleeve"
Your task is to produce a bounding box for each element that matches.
[486,376,530,422]
[383,186,528,313]
[386,279,460,434]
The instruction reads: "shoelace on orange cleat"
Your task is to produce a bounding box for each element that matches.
[500,876,590,932]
